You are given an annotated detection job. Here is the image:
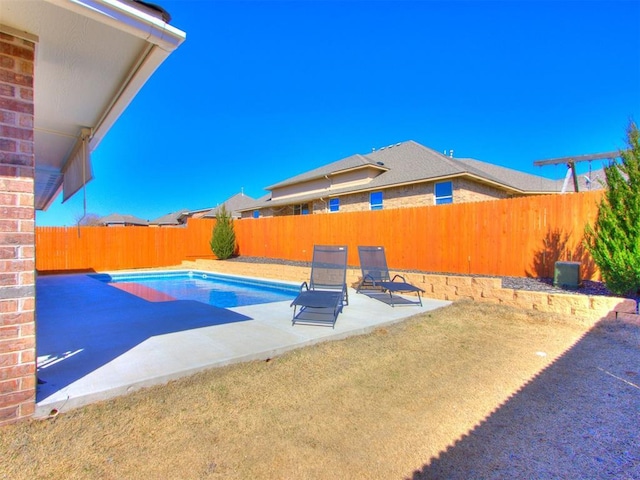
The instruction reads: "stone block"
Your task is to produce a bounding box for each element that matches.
[512,290,547,309]
[471,277,502,290]
[428,276,448,290]
[617,312,640,325]
[494,288,517,302]
[447,275,473,287]
[590,296,637,316]
[432,284,458,300]
[455,285,477,300]
[548,294,591,314]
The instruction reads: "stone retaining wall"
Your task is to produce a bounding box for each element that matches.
[184,259,639,325]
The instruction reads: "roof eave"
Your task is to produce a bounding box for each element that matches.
[32,0,186,210]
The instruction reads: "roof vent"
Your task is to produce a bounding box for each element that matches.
[449,149,454,158]
[380,146,386,151]
[396,142,401,146]
[376,161,384,166]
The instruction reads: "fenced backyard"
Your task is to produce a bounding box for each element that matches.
[36,191,604,279]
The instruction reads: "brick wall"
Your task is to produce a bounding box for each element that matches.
[253,178,530,217]
[454,178,511,203]
[0,31,36,425]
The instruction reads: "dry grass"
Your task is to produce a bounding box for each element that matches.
[2,301,638,479]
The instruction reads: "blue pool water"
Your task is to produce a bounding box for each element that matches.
[93,271,298,308]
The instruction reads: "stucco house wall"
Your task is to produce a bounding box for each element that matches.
[0,31,36,425]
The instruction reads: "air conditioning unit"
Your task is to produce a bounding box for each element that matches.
[554,261,581,289]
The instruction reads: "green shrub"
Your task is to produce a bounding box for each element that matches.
[585,121,640,295]
[209,204,236,260]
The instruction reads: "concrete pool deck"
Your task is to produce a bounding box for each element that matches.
[35,272,450,418]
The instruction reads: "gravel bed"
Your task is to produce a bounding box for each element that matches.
[226,256,640,306]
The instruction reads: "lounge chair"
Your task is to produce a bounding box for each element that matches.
[357,245,424,306]
[291,245,348,327]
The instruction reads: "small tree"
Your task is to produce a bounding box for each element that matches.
[209,204,236,260]
[584,120,640,295]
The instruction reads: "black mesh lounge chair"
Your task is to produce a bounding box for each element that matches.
[357,245,424,307]
[291,245,348,327]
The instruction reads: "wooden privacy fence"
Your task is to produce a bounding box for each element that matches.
[36,218,216,272]
[36,191,604,279]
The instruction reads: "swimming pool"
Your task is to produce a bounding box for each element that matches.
[92,270,298,308]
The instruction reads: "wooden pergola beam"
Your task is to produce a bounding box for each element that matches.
[533,151,619,167]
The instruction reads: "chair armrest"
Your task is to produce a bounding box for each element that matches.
[390,274,408,283]
[363,273,378,286]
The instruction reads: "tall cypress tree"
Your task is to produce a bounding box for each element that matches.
[585,121,640,295]
[210,204,236,260]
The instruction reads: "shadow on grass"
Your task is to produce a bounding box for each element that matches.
[409,316,640,479]
[35,274,252,402]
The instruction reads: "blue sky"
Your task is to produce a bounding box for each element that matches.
[36,0,640,226]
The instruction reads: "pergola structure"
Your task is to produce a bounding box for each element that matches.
[533,151,619,193]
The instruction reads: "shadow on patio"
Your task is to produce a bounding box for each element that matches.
[35,274,252,402]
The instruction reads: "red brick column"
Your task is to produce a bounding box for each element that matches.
[0,31,36,425]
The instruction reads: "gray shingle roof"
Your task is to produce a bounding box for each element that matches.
[456,158,560,193]
[99,213,148,226]
[246,141,561,210]
[266,154,376,190]
[203,193,258,218]
[149,209,190,226]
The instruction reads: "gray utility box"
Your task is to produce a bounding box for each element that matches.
[554,261,581,289]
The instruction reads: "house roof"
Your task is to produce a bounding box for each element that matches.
[149,209,190,226]
[2,0,186,210]
[99,213,148,226]
[247,141,560,210]
[266,154,384,190]
[203,193,258,218]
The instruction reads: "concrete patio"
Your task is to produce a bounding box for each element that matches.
[35,272,450,418]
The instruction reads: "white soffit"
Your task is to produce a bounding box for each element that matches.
[0,0,186,210]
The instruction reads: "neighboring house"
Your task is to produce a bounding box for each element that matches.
[239,141,562,218]
[184,207,218,220]
[98,213,149,227]
[148,197,255,226]
[149,209,190,227]
[0,0,185,424]
[203,192,259,219]
[148,207,214,226]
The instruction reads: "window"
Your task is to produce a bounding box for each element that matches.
[370,191,383,210]
[293,203,310,215]
[329,198,340,212]
[435,181,453,205]
[252,210,260,219]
